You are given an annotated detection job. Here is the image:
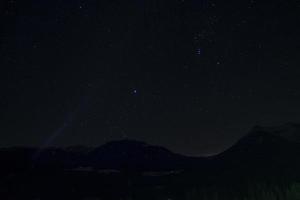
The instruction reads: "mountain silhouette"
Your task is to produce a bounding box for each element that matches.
[88,139,204,171]
[220,123,300,156]
[251,123,300,143]
[0,123,299,176]
[0,124,299,199]
[216,123,300,181]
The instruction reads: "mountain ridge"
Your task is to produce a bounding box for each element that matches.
[0,123,299,175]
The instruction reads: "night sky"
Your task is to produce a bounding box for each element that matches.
[1,0,299,155]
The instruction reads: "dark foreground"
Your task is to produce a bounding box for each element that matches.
[1,169,300,200]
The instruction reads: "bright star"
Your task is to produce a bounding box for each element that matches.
[196,48,201,55]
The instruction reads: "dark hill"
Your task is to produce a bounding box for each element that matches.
[88,139,205,171]
[216,123,300,181]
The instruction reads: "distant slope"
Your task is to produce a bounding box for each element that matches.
[216,123,300,181]
[88,139,205,170]
[252,123,300,143]
[220,123,300,156]
[0,124,299,179]
[0,139,207,172]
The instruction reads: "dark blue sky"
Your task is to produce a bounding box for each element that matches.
[0,0,299,155]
